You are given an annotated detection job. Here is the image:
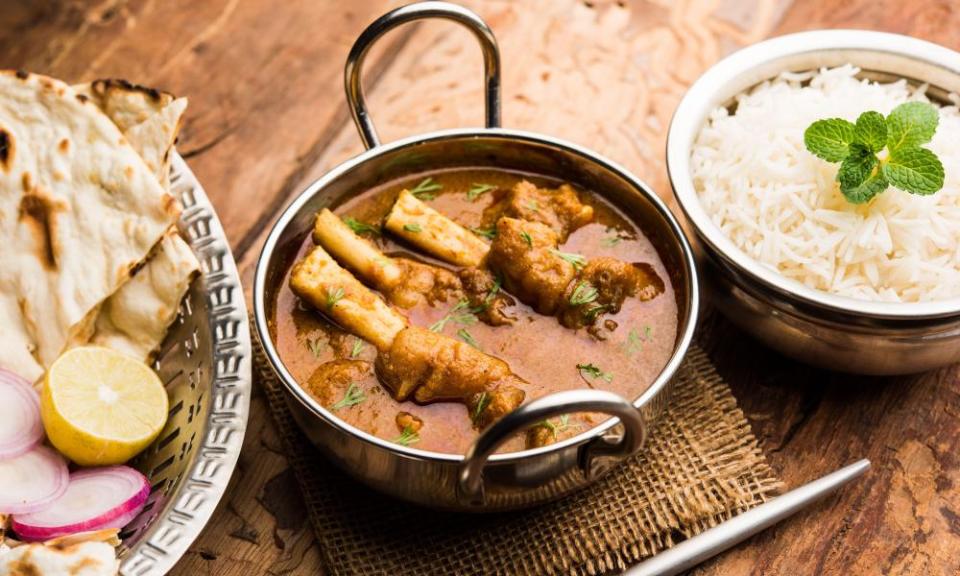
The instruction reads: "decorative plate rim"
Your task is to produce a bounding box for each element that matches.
[120,154,252,576]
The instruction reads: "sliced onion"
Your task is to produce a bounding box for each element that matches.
[0,368,43,458]
[0,445,68,514]
[12,465,150,542]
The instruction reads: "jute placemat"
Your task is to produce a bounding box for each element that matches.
[255,330,783,576]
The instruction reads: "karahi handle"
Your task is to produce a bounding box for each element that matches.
[458,389,647,505]
[344,1,502,150]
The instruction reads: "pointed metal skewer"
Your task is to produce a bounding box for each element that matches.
[625,459,871,576]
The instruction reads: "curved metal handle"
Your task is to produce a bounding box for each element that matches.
[344,1,502,150]
[458,389,647,505]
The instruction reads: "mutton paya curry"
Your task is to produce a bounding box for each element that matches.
[272,169,678,454]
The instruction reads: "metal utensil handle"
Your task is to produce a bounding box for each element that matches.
[458,389,646,505]
[625,459,871,576]
[345,1,502,150]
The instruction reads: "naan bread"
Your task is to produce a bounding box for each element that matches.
[0,293,42,382]
[0,540,119,576]
[73,80,186,190]
[74,79,174,133]
[0,71,179,381]
[0,528,121,575]
[75,81,199,362]
[92,231,198,360]
[125,98,187,191]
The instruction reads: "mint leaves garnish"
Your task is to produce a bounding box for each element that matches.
[886,102,938,150]
[884,147,944,194]
[853,111,886,152]
[804,102,944,203]
[804,118,855,162]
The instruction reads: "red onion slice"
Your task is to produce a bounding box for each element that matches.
[12,465,150,542]
[0,445,68,514]
[0,368,43,458]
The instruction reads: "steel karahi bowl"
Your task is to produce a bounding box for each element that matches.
[667,30,960,376]
[253,2,699,511]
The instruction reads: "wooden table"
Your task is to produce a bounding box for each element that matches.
[4,1,959,574]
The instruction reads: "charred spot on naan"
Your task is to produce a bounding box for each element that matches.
[0,128,12,172]
[92,78,167,103]
[115,259,141,284]
[38,77,57,93]
[18,184,67,270]
[16,297,42,364]
[58,138,70,153]
[7,551,37,575]
[162,192,180,217]
[5,543,113,575]
[69,556,104,573]
[14,69,28,80]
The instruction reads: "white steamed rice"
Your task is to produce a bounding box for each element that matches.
[691,64,960,302]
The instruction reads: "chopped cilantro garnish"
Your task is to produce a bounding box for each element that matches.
[410,177,442,200]
[331,383,366,410]
[467,183,496,201]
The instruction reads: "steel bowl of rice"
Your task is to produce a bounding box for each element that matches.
[667,30,960,375]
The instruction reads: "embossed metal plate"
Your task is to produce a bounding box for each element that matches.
[118,154,252,576]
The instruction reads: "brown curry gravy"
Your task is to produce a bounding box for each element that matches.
[270,168,679,454]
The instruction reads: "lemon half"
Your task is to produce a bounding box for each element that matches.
[41,346,169,466]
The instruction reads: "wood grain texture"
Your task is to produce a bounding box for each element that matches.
[3,0,960,574]
[696,310,960,575]
[0,0,410,253]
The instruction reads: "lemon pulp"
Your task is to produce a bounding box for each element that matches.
[41,346,169,466]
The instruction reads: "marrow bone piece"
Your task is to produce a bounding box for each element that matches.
[389,200,665,328]
[488,218,665,327]
[385,189,490,267]
[313,209,404,289]
[289,245,407,351]
[313,208,460,308]
[290,243,526,425]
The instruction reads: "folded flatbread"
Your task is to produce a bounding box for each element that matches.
[74,80,199,362]
[92,231,198,359]
[0,72,180,381]
[0,527,121,575]
[0,540,119,576]
[74,79,174,132]
[73,80,186,190]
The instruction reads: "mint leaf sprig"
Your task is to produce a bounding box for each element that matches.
[803,102,945,204]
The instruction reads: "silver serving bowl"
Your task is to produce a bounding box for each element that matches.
[667,30,960,375]
[253,2,699,511]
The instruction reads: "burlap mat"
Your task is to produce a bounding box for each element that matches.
[255,329,783,575]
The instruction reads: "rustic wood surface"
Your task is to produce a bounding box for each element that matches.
[3,0,959,574]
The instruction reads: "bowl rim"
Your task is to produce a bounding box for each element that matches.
[254,126,700,465]
[667,29,960,320]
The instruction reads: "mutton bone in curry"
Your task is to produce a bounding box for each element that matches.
[387,182,664,330]
[289,243,525,428]
[276,170,678,453]
[314,206,515,325]
[489,216,664,332]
